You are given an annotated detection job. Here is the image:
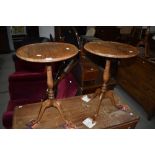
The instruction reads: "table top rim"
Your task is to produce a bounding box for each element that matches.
[16,42,79,63]
[84,41,139,59]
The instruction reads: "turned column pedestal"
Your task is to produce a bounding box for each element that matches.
[84,41,139,122]
[16,42,78,128]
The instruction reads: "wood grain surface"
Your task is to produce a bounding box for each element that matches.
[117,56,155,119]
[16,42,79,63]
[84,41,139,58]
[13,92,139,129]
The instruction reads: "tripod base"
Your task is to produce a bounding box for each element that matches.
[89,88,129,122]
[26,99,76,129]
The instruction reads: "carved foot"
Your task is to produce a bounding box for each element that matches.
[26,119,39,129]
[105,90,129,111]
[115,104,129,111]
[64,120,76,129]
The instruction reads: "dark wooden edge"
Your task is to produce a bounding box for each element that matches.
[105,118,140,129]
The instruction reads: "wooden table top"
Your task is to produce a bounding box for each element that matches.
[84,41,139,58]
[16,42,79,63]
[13,92,139,129]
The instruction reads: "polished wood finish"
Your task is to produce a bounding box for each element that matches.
[72,55,102,94]
[93,59,111,120]
[13,92,139,129]
[79,36,117,95]
[117,56,155,120]
[84,41,139,121]
[84,41,139,58]
[16,42,78,128]
[16,42,78,63]
[80,56,99,81]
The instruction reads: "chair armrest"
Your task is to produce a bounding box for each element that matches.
[9,71,46,81]
[9,71,47,101]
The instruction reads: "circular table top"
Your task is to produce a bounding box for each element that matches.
[84,41,139,58]
[16,42,79,63]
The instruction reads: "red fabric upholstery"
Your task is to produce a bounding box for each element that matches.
[9,71,47,101]
[12,54,46,72]
[56,73,78,99]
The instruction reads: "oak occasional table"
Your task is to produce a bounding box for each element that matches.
[16,42,78,128]
[84,41,139,122]
[13,93,139,129]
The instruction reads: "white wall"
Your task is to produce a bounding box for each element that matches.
[39,26,55,39]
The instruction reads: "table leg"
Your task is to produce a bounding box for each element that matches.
[93,59,110,121]
[92,59,128,122]
[27,65,76,129]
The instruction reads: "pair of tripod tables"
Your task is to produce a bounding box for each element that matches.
[16,41,139,128]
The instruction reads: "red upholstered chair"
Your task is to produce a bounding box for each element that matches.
[2,55,78,128]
